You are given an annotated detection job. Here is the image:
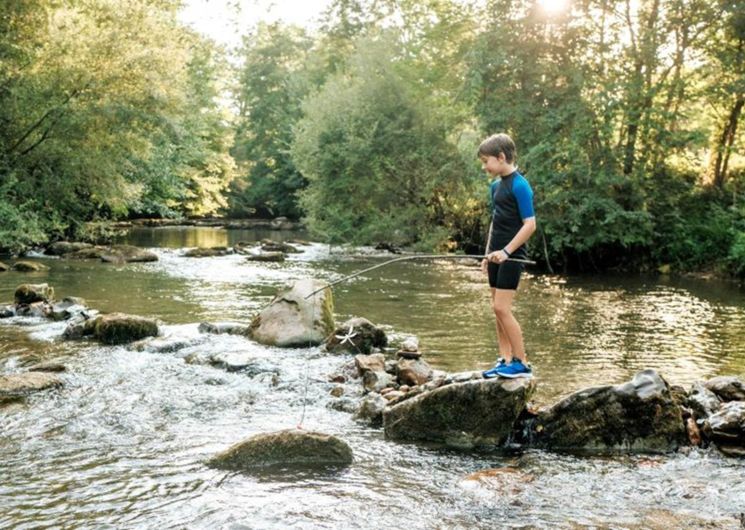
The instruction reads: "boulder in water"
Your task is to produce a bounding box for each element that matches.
[66,247,106,260]
[0,305,14,318]
[50,298,88,321]
[100,245,158,263]
[355,393,388,426]
[704,376,745,402]
[184,247,232,258]
[248,279,334,348]
[15,301,52,318]
[686,382,722,419]
[14,283,54,305]
[363,370,395,393]
[206,429,353,470]
[533,369,687,454]
[0,372,63,401]
[45,241,93,256]
[245,251,285,262]
[0,261,8,272]
[87,313,159,344]
[383,377,536,448]
[325,317,388,354]
[703,401,745,456]
[198,321,249,335]
[12,261,47,272]
[260,240,301,253]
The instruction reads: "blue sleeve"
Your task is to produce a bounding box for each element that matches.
[512,176,535,219]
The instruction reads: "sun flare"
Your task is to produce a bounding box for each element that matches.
[537,0,570,14]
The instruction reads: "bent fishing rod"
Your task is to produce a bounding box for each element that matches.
[304,254,536,298]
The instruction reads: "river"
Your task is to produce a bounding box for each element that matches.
[1,226,744,529]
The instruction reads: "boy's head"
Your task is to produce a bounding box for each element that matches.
[478,133,517,177]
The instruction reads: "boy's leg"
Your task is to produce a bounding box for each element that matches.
[490,287,512,362]
[492,288,527,362]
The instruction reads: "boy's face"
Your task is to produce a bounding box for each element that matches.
[479,153,509,177]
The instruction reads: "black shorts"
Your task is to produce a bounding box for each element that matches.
[488,260,524,290]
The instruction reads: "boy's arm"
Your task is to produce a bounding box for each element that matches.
[487,217,536,262]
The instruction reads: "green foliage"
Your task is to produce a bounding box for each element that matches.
[292,34,468,247]
[228,23,317,219]
[728,231,745,277]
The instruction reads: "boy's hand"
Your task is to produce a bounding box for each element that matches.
[487,250,509,264]
[481,258,488,274]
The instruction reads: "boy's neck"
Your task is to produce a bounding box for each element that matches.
[498,164,517,177]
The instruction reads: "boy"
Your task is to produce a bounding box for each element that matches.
[478,133,536,379]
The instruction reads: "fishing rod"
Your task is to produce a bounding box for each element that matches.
[304,254,536,299]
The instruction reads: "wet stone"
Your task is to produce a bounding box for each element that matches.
[27,362,67,373]
[396,359,433,387]
[704,376,745,402]
[183,247,232,258]
[0,305,15,318]
[355,393,388,426]
[14,283,54,305]
[45,242,93,256]
[100,245,158,263]
[355,353,385,376]
[0,372,63,400]
[686,382,722,419]
[198,322,249,335]
[245,252,285,262]
[363,370,394,393]
[325,317,387,355]
[0,262,8,272]
[330,386,344,398]
[12,261,48,272]
[16,302,52,318]
[207,429,353,470]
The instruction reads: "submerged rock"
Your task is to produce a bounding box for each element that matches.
[184,247,232,258]
[15,301,52,318]
[12,261,48,272]
[383,377,535,448]
[206,429,353,470]
[198,322,249,335]
[45,241,93,256]
[100,245,158,263]
[14,283,54,305]
[83,313,159,344]
[355,393,388,426]
[0,305,14,318]
[260,240,301,253]
[248,279,334,348]
[325,317,388,355]
[0,262,8,272]
[0,372,63,400]
[704,376,745,402]
[533,369,687,454]
[245,251,285,262]
[50,298,88,321]
[66,247,106,260]
[26,362,67,373]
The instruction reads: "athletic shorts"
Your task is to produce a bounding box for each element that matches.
[487,260,524,290]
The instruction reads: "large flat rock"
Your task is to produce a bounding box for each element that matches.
[383,377,535,449]
[533,369,687,454]
[0,372,63,400]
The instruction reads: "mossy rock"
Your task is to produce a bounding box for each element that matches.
[46,241,94,256]
[207,429,353,470]
[90,313,159,344]
[14,283,54,304]
[184,247,232,258]
[12,261,48,272]
[66,247,106,260]
[100,245,158,263]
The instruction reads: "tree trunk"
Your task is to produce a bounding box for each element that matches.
[709,95,745,189]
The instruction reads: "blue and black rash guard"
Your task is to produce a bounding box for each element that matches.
[488,170,534,257]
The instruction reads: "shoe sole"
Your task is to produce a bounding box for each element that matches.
[498,372,533,379]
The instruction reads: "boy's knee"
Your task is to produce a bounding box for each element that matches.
[492,303,511,318]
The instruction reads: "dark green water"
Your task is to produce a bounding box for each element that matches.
[1,226,744,529]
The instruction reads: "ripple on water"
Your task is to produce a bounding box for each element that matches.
[1,233,745,528]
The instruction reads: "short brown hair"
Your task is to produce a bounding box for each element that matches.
[478,133,516,163]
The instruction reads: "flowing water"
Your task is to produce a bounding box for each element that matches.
[1,226,745,529]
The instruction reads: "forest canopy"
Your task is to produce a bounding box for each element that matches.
[1,0,743,274]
